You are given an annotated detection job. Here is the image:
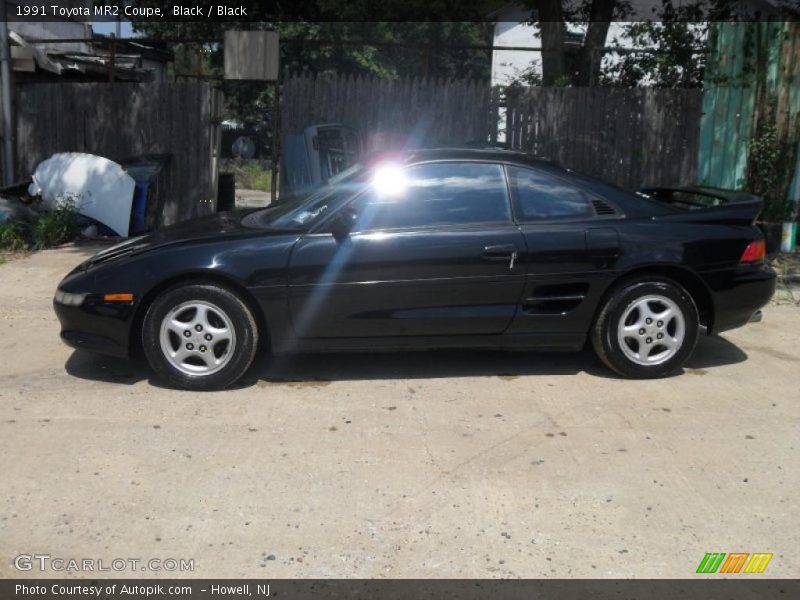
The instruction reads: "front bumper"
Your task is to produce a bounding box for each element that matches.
[53,296,135,358]
[710,267,776,333]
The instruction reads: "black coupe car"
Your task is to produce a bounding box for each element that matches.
[54,148,776,390]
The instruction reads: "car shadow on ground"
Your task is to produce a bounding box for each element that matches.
[683,333,749,370]
[64,333,749,390]
[65,350,149,385]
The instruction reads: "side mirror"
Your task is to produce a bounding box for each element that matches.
[330,206,358,240]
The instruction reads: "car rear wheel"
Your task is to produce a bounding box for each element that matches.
[142,283,258,390]
[592,277,699,378]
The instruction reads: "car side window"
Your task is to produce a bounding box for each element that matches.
[350,162,511,231]
[506,165,594,221]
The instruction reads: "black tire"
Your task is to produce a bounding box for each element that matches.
[591,277,699,378]
[142,282,259,390]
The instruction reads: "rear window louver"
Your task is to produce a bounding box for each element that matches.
[591,198,618,216]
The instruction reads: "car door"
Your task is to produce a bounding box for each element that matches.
[503,164,621,338]
[287,161,527,340]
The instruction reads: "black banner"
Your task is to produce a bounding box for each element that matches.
[2,579,799,600]
[7,0,793,23]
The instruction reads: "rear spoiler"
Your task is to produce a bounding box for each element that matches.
[640,186,763,225]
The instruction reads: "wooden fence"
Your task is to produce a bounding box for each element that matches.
[699,22,800,202]
[282,72,703,189]
[15,82,223,227]
[505,87,703,188]
[281,73,493,153]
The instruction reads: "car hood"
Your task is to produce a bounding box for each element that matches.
[86,211,283,268]
[148,210,253,243]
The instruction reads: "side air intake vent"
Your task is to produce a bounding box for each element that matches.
[592,198,618,216]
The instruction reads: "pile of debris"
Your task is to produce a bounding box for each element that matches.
[770,253,800,306]
[0,152,170,247]
[10,31,172,83]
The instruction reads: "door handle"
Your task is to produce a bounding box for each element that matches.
[483,245,518,269]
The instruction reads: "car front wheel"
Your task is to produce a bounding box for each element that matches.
[142,282,258,390]
[592,277,699,378]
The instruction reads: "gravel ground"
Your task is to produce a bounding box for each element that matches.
[0,246,797,578]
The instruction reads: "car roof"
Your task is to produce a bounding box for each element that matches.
[404,146,561,169]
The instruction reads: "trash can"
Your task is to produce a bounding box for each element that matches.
[217,173,236,212]
[119,154,171,232]
[130,181,149,235]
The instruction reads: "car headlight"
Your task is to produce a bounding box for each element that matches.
[54,290,88,307]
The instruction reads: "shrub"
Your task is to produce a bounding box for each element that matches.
[32,202,80,250]
[747,118,798,222]
[0,220,29,251]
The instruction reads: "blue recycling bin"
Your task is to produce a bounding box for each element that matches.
[120,154,170,235]
[130,180,149,235]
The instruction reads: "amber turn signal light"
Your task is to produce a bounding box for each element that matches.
[103,293,135,302]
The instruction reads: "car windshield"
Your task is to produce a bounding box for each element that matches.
[241,164,367,230]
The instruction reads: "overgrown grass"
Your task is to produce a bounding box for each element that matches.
[228,160,272,192]
[0,202,80,252]
[0,221,28,251]
[32,204,80,249]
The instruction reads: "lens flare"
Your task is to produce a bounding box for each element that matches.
[371,164,408,196]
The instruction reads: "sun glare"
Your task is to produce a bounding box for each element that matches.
[371,164,409,197]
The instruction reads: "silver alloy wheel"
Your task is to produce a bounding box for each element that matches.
[616,294,685,366]
[159,300,236,376]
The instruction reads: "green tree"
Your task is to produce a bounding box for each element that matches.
[512,0,743,88]
[521,0,632,86]
[600,1,713,88]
